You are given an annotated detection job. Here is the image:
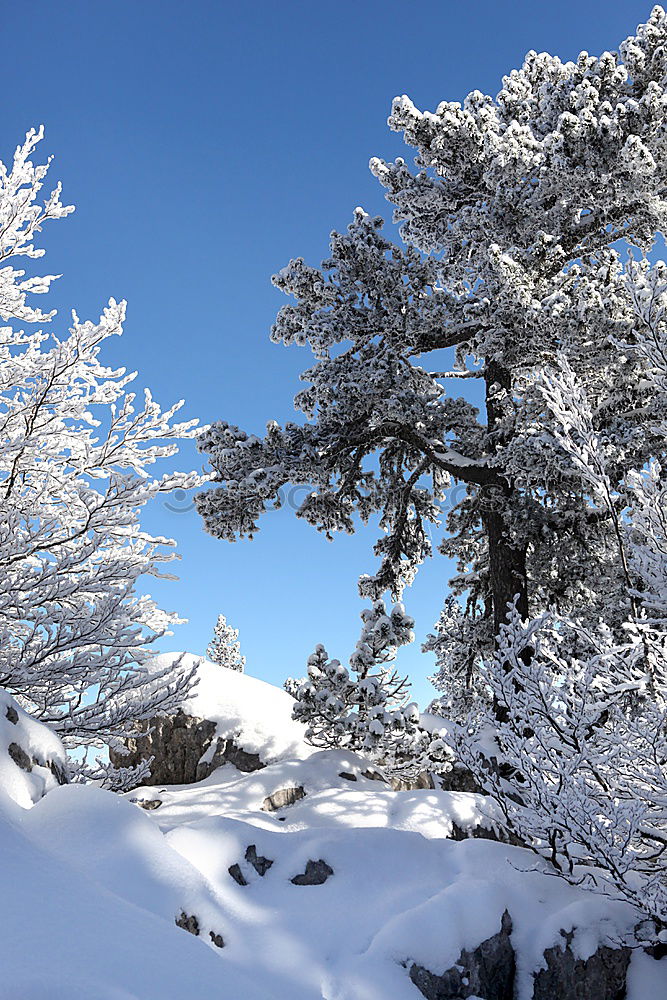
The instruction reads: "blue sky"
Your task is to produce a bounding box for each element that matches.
[3,0,656,704]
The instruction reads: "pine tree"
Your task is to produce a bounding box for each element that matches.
[197,8,667,714]
[289,601,452,779]
[207,614,245,672]
[458,259,667,929]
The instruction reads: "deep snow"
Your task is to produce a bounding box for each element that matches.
[0,659,665,999]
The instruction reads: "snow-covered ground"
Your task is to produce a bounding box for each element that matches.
[0,660,665,999]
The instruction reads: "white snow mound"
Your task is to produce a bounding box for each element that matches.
[148,652,311,763]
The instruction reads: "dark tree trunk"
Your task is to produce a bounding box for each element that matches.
[484,504,528,637]
[484,359,529,639]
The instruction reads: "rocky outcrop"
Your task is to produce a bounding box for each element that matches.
[291,859,334,886]
[408,911,635,1000]
[228,863,248,886]
[175,911,200,936]
[1,689,69,803]
[533,931,631,1000]
[261,785,306,811]
[409,910,515,1000]
[245,844,274,876]
[109,709,265,786]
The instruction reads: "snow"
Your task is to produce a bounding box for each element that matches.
[0,689,67,808]
[148,652,311,762]
[0,668,665,999]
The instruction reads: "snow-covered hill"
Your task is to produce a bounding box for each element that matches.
[0,659,665,999]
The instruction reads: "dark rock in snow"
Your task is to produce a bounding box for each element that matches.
[338,771,357,781]
[245,844,273,876]
[533,931,631,1000]
[47,758,68,786]
[8,742,32,772]
[228,863,248,886]
[437,764,481,794]
[175,911,200,936]
[290,860,334,886]
[261,786,306,811]
[132,798,162,811]
[209,931,225,949]
[409,909,515,1000]
[5,706,18,724]
[390,771,435,791]
[409,913,633,1000]
[109,709,265,786]
[361,768,388,783]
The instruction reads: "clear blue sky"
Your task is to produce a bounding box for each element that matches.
[3,0,655,704]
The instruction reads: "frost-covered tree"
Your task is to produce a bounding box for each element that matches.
[458,264,667,928]
[206,614,245,672]
[423,596,487,719]
[197,8,667,714]
[290,601,453,779]
[0,128,202,775]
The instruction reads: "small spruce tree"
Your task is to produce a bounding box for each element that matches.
[206,614,245,672]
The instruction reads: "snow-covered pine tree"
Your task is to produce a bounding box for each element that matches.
[206,614,245,671]
[289,601,452,779]
[458,257,667,928]
[0,128,203,783]
[197,8,667,714]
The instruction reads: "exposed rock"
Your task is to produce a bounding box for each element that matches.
[245,844,273,876]
[2,693,69,803]
[362,768,388,783]
[209,931,225,949]
[409,910,515,1000]
[8,741,32,772]
[261,786,306,812]
[533,931,631,1000]
[109,709,265,786]
[47,758,68,786]
[437,764,481,794]
[390,771,435,791]
[338,771,357,781]
[291,859,334,886]
[131,798,162,811]
[228,863,248,886]
[175,911,200,936]
[408,914,633,1000]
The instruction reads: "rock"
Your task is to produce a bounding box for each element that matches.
[109,709,265,786]
[228,863,248,886]
[437,764,482,794]
[209,931,225,949]
[8,741,33,772]
[175,911,199,936]
[338,771,357,781]
[533,932,631,1000]
[47,758,68,786]
[390,771,435,791]
[245,845,273,876]
[409,910,515,1000]
[131,798,162,811]
[1,691,68,806]
[261,786,306,811]
[361,768,388,783]
[290,859,334,886]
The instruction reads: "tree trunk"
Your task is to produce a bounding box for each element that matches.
[484,504,528,636]
[484,360,528,639]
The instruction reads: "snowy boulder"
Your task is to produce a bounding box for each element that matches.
[410,909,515,1000]
[533,933,631,1000]
[409,912,633,1000]
[0,688,67,807]
[110,652,310,786]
